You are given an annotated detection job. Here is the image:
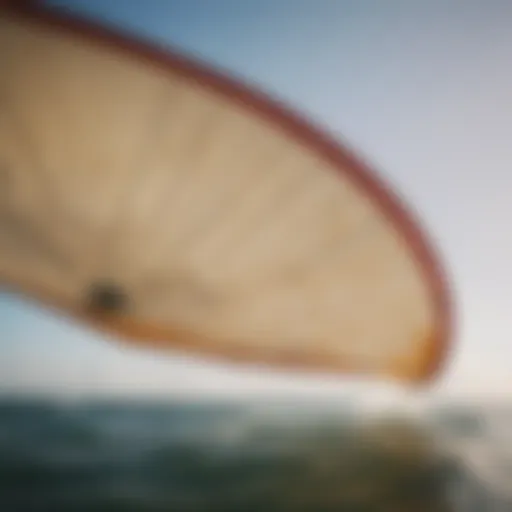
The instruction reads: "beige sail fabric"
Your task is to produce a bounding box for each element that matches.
[0,6,452,384]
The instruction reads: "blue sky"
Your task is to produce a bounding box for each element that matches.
[2,0,512,400]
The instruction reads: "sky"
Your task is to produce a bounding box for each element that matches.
[1,0,512,401]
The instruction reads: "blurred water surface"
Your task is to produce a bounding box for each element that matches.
[0,397,462,512]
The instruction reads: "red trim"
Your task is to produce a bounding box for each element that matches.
[0,0,455,384]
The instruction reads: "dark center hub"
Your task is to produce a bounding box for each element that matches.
[87,281,128,314]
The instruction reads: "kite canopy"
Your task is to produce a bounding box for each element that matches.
[0,2,453,384]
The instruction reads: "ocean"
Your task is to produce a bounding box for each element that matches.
[0,396,479,511]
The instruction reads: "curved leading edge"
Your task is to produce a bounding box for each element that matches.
[0,2,453,383]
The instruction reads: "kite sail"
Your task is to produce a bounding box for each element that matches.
[0,2,453,384]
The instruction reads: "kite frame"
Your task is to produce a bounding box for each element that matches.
[0,0,455,385]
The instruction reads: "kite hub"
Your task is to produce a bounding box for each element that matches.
[86,281,128,315]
